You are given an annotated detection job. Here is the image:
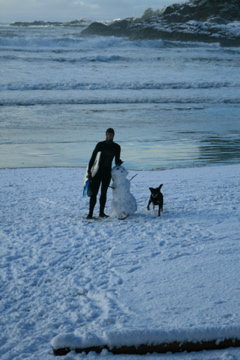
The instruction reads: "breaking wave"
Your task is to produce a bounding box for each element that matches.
[1,97,240,107]
[0,32,220,50]
[0,37,86,48]
[0,81,237,91]
[0,54,128,63]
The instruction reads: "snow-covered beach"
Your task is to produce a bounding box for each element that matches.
[1,2,240,357]
[1,164,240,359]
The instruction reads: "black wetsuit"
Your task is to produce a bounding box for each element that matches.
[88,140,122,216]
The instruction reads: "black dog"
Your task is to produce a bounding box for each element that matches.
[147,184,163,216]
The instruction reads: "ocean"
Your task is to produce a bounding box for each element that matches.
[0,24,240,170]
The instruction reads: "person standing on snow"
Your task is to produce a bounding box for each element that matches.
[86,128,123,219]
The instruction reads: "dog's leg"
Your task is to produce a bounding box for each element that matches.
[158,205,161,216]
[147,199,151,211]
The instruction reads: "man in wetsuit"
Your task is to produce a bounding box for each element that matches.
[87,128,123,219]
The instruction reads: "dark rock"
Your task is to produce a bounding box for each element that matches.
[53,337,240,356]
[162,0,240,22]
[81,22,112,36]
[65,19,90,27]
[81,0,240,45]
[129,27,240,46]
[81,19,133,37]
[108,19,134,36]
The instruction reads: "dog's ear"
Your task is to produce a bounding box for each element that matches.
[159,184,163,189]
[149,187,153,191]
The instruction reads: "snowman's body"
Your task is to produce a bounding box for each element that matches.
[111,166,137,219]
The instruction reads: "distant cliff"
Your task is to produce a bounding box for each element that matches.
[11,19,90,27]
[81,0,240,46]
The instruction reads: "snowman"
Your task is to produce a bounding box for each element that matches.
[111,165,137,220]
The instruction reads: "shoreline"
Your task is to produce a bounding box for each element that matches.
[1,162,239,172]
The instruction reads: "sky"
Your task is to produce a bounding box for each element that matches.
[0,0,185,23]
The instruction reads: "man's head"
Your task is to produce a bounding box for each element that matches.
[106,128,115,141]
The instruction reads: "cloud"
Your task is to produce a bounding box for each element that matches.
[89,3,100,9]
[73,0,85,5]
[73,1,100,10]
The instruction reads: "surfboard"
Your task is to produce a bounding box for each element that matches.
[91,151,101,178]
[83,151,101,197]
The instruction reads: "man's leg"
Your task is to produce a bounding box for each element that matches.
[88,174,101,218]
[99,172,111,216]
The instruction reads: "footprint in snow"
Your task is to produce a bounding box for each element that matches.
[127,266,142,273]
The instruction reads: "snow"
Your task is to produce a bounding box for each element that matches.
[151,20,240,39]
[1,164,240,360]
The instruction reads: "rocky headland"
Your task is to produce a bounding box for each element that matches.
[81,0,240,46]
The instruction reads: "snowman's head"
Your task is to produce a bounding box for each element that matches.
[111,165,128,183]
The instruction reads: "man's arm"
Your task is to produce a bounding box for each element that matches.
[115,144,123,166]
